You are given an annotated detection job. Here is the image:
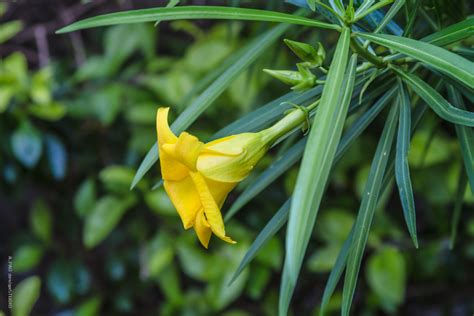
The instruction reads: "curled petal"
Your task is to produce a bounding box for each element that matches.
[156,107,177,145]
[189,171,236,244]
[157,108,188,181]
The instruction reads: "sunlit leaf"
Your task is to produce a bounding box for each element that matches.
[358,32,474,89]
[392,67,474,126]
[395,81,418,248]
[281,26,353,313]
[447,85,474,193]
[57,6,339,33]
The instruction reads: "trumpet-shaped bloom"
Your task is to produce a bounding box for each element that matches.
[156,107,307,248]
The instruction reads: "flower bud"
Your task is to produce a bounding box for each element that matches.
[284,39,326,67]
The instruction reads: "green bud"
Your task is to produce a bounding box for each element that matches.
[315,42,326,64]
[264,63,317,91]
[283,39,326,67]
[263,69,303,86]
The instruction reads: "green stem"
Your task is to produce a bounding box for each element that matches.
[264,99,320,142]
[350,37,385,68]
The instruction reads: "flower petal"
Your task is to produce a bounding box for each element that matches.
[174,132,203,170]
[206,177,236,208]
[194,209,212,248]
[203,135,245,156]
[156,107,177,145]
[189,171,236,244]
[198,133,268,183]
[156,108,188,181]
[163,176,201,229]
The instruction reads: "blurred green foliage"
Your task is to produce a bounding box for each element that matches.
[2,2,474,316]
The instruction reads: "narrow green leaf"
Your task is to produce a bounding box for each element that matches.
[402,0,420,37]
[320,226,354,316]
[449,170,468,249]
[329,0,345,15]
[355,0,375,16]
[355,0,395,22]
[395,80,418,248]
[358,32,474,89]
[385,17,474,62]
[423,17,474,47]
[342,103,399,316]
[229,199,290,284]
[280,22,353,312]
[392,66,474,127]
[380,99,430,193]
[373,0,405,34]
[57,6,340,33]
[131,22,291,189]
[279,267,294,316]
[447,85,474,194]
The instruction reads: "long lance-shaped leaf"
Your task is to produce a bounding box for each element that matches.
[285,31,352,281]
[226,84,396,221]
[341,102,399,316]
[354,0,403,35]
[130,23,290,189]
[385,18,474,62]
[447,85,474,194]
[228,198,291,285]
[321,99,427,315]
[229,87,396,287]
[329,0,345,15]
[395,80,418,248]
[381,101,431,195]
[56,6,340,33]
[280,23,353,311]
[403,0,420,37]
[355,0,375,16]
[357,32,474,89]
[423,17,474,47]
[392,67,474,127]
[373,0,405,34]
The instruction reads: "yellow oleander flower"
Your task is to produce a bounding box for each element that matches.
[157,106,307,248]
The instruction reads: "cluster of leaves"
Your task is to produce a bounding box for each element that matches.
[4,0,474,315]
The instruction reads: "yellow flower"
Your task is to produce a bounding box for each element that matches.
[156,106,307,248]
